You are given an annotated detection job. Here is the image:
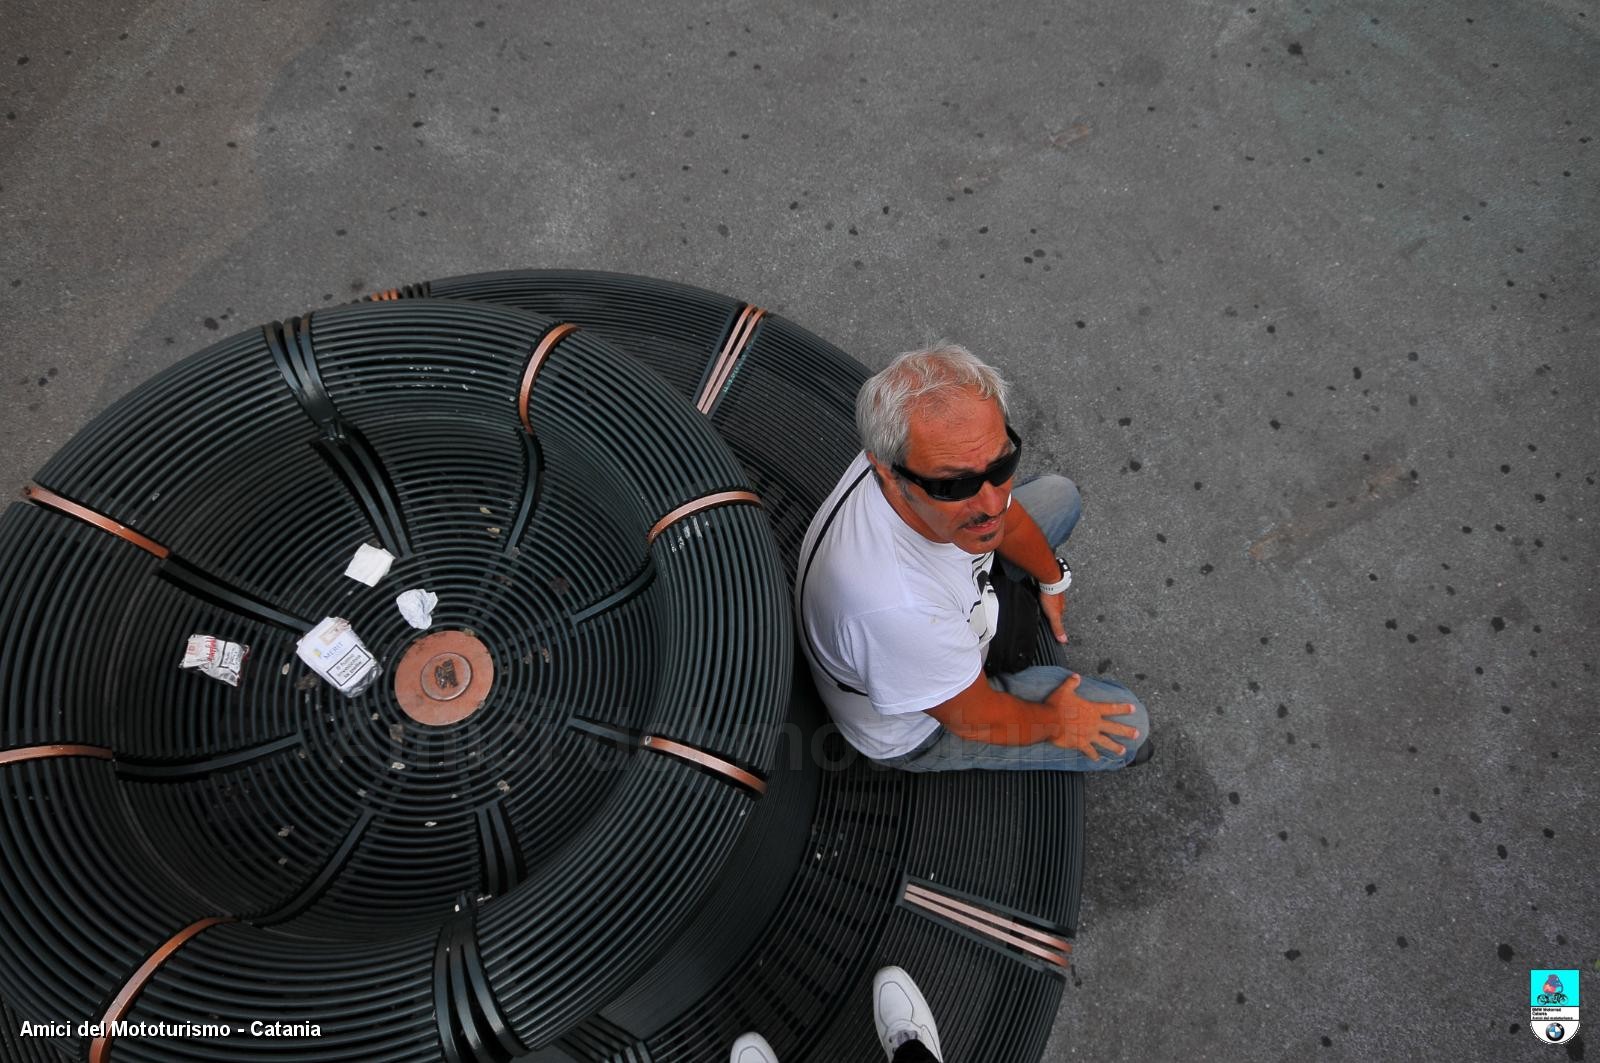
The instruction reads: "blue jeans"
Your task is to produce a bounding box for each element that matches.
[889,474,1151,773]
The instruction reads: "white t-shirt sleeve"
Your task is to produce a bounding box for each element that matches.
[844,604,984,715]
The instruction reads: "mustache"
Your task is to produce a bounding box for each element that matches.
[964,495,1011,528]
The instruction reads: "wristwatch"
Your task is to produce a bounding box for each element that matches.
[1038,556,1072,595]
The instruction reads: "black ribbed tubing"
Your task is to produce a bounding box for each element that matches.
[427,269,742,403]
[0,295,789,1060]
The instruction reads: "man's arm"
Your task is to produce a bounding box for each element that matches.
[996,497,1070,643]
[996,498,1060,580]
[925,671,1140,759]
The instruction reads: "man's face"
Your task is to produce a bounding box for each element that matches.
[870,390,1015,554]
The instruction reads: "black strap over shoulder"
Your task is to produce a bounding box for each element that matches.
[797,466,873,696]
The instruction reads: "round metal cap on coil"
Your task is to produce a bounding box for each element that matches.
[0,296,791,1059]
[393,630,494,725]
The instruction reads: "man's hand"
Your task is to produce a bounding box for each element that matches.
[1040,589,1067,644]
[1046,674,1139,761]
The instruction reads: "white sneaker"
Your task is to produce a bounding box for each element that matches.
[730,1031,779,1063]
[872,966,944,1061]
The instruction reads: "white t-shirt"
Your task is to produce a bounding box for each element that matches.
[797,452,999,760]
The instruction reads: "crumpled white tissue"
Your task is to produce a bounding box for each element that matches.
[396,588,437,630]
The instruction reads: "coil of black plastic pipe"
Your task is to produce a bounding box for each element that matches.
[0,298,789,1060]
[0,272,1083,1063]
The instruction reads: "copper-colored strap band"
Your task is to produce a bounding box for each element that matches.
[696,305,765,414]
[21,484,170,559]
[904,883,1072,952]
[0,744,115,766]
[89,917,234,1063]
[902,885,1070,968]
[372,288,400,301]
[645,490,762,544]
[518,323,580,435]
[641,735,766,795]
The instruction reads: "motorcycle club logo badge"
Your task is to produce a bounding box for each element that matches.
[1530,970,1580,1045]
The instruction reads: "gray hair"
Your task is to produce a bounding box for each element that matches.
[855,343,1011,465]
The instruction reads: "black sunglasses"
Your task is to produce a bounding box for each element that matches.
[892,425,1023,501]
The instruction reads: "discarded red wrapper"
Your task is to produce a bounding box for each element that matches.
[179,634,250,687]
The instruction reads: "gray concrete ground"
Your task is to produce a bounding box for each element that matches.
[3,0,1596,1059]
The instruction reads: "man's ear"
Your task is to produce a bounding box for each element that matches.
[864,452,892,484]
